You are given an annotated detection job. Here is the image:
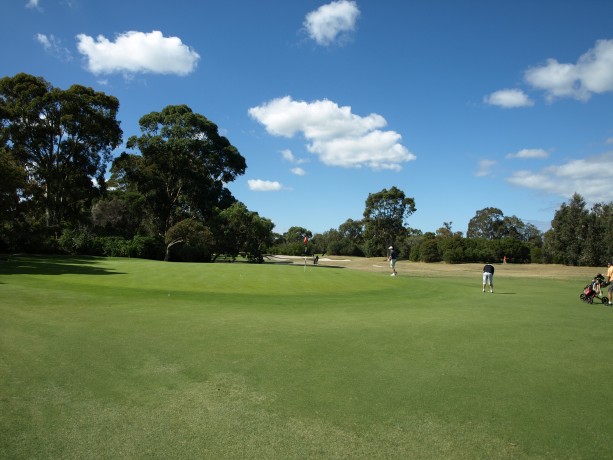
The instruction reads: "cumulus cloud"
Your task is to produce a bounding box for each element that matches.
[304,0,360,46]
[248,96,415,171]
[35,33,72,61]
[524,39,613,101]
[475,159,497,177]
[484,89,534,108]
[507,151,613,203]
[247,179,283,192]
[76,30,200,76]
[506,148,550,159]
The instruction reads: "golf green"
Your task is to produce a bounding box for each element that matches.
[1,256,612,458]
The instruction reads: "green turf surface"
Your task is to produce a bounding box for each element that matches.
[1,256,612,458]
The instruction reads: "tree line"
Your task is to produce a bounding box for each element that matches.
[2,73,612,266]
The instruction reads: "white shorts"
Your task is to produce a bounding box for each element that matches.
[483,272,493,284]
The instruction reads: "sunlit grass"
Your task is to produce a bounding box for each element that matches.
[1,256,612,458]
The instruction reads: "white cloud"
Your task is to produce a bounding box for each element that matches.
[280,149,307,164]
[76,30,200,76]
[484,89,534,108]
[507,151,613,203]
[250,97,386,139]
[248,96,415,171]
[304,0,360,46]
[308,129,410,170]
[291,167,307,176]
[35,33,72,61]
[248,179,283,191]
[26,0,41,10]
[475,159,496,177]
[281,149,297,162]
[524,39,613,101]
[506,148,550,159]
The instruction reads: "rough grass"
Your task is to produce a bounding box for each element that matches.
[1,256,612,459]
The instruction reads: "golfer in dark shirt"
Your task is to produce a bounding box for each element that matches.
[483,263,494,293]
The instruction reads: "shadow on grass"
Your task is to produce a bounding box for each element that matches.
[0,255,126,276]
[289,263,346,270]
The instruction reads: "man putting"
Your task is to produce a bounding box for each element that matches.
[483,263,494,293]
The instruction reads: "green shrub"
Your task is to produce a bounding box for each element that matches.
[420,239,441,262]
[58,228,98,255]
[128,235,163,260]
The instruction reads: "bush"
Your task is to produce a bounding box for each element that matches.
[58,228,98,255]
[165,220,214,262]
[96,236,128,257]
[420,239,441,262]
[442,247,466,264]
[128,236,163,260]
[326,240,364,257]
[530,245,543,264]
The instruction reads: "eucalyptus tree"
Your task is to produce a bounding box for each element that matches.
[0,73,122,227]
[216,202,274,262]
[466,207,505,240]
[362,186,416,257]
[591,202,613,263]
[284,226,312,243]
[547,193,590,265]
[111,105,246,238]
[339,218,364,243]
[0,147,26,250]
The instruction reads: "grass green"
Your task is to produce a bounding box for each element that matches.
[1,256,613,459]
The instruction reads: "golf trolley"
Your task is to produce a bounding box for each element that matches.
[579,274,610,305]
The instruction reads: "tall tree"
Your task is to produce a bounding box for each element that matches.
[0,147,26,250]
[548,193,589,265]
[435,221,454,238]
[216,202,274,262]
[591,203,613,263]
[0,73,122,227]
[466,207,505,239]
[111,105,246,237]
[91,192,147,238]
[338,218,364,242]
[284,226,312,243]
[363,186,416,257]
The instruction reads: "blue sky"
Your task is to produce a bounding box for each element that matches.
[4,0,613,235]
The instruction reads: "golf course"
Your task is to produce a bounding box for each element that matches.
[1,255,612,459]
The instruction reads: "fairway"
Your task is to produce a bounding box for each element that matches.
[1,256,613,459]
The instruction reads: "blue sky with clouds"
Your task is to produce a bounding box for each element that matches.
[4,0,613,234]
